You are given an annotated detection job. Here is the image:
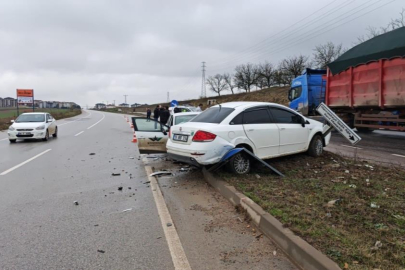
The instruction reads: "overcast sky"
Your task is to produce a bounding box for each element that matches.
[0,0,403,107]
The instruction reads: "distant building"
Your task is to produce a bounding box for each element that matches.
[106,104,116,109]
[3,97,17,107]
[95,103,106,110]
[118,103,130,108]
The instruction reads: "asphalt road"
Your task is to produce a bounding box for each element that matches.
[326,129,405,167]
[0,111,174,270]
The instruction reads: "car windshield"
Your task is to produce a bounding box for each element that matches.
[15,114,45,123]
[175,114,198,125]
[190,107,234,124]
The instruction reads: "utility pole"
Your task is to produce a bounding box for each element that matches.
[201,62,206,98]
[123,95,128,104]
[167,92,170,102]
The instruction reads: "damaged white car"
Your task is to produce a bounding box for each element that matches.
[133,102,331,174]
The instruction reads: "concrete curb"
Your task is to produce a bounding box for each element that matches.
[202,168,342,270]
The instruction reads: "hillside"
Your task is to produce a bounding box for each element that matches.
[131,86,290,112]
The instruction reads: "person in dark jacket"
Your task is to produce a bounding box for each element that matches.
[153,105,161,128]
[146,108,151,121]
[159,106,170,125]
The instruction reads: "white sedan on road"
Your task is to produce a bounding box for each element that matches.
[134,102,331,174]
[8,112,58,143]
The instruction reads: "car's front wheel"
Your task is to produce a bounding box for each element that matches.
[307,134,323,157]
[53,127,58,138]
[227,152,251,174]
[9,139,16,143]
[42,130,49,141]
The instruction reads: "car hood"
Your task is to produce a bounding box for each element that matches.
[11,122,45,129]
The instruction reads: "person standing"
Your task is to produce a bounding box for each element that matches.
[195,103,203,112]
[159,106,170,125]
[146,108,151,121]
[153,105,160,128]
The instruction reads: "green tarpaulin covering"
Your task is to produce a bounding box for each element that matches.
[328,26,405,75]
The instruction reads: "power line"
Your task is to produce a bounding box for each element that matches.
[209,0,392,73]
[209,0,356,69]
[201,62,206,98]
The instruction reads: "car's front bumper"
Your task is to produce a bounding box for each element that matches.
[8,130,46,140]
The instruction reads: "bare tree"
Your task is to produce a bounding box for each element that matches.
[357,9,405,43]
[273,68,290,86]
[313,42,344,69]
[206,74,228,96]
[257,61,275,88]
[234,63,257,92]
[279,55,310,84]
[223,73,236,94]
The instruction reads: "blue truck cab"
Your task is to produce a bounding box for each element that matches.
[288,68,326,116]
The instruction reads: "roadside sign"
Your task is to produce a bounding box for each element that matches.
[170,100,178,107]
[16,89,35,115]
[316,102,361,145]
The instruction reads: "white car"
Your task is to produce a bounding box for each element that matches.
[8,112,58,143]
[132,112,200,153]
[134,102,331,174]
[169,106,198,114]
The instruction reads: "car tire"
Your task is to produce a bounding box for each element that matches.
[227,151,251,175]
[9,139,16,143]
[307,134,323,157]
[53,127,58,138]
[42,130,49,141]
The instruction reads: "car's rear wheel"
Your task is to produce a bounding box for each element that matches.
[42,130,49,141]
[307,134,323,157]
[227,152,251,174]
[9,139,16,143]
[53,127,58,138]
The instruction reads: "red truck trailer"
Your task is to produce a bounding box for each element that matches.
[325,27,405,132]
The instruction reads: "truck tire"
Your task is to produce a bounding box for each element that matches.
[307,135,323,157]
[226,152,251,175]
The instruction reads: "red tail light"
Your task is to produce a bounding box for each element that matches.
[192,130,216,142]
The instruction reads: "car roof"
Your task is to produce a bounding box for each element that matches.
[211,102,280,109]
[173,112,199,116]
[20,112,47,115]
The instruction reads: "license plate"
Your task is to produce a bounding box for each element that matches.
[173,134,188,142]
[18,132,31,135]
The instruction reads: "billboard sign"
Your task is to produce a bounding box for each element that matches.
[17,89,34,104]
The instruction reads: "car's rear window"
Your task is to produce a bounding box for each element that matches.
[175,114,198,125]
[190,107,234,124]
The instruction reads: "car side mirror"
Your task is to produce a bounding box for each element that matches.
[10,120,14,123]
[301,117,306,127]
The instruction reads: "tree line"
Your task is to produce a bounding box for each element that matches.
[206,9,405,96]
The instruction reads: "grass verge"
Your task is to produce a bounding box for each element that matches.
[220,152,405,270]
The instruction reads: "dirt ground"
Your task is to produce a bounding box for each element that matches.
[143,155,297,270]
[220,152,405,270]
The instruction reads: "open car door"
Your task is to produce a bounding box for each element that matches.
[132,117,169,154]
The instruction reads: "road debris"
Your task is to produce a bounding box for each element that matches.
[150,171,174,177]
[118,186,123,191]
[157,237,162,239]
[255,174,261,179]
[349,184,357,188]
[371,240,382,251]
[166,222,172,227]
[112,173,121,176]
[273,250,277,256]
[144,181,151,184]
[128,187,132,189]
[122,208,132,212]
[73,201,79,205]
[129,157,135,159]
[97,249,105,254]
[327,199,341,207]
[89,153,95,155]
[370,202,380,208]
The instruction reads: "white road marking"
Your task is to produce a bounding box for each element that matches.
[0,149,52,176]
[392,154,405,158]
[341,144,362,150]
[74,131,84,137]
[145,166,191,270]
[87,113,105,130]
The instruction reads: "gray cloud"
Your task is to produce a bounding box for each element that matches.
[0,0,402,106]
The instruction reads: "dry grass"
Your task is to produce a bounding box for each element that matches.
[220,152,405,270]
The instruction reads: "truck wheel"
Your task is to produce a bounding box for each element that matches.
[307,135,323,157]
[226,152,251,174]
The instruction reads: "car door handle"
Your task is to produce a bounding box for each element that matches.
[247,129,254,132]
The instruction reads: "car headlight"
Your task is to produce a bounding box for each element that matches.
[9,126,15,131]
[36,125,46,130]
